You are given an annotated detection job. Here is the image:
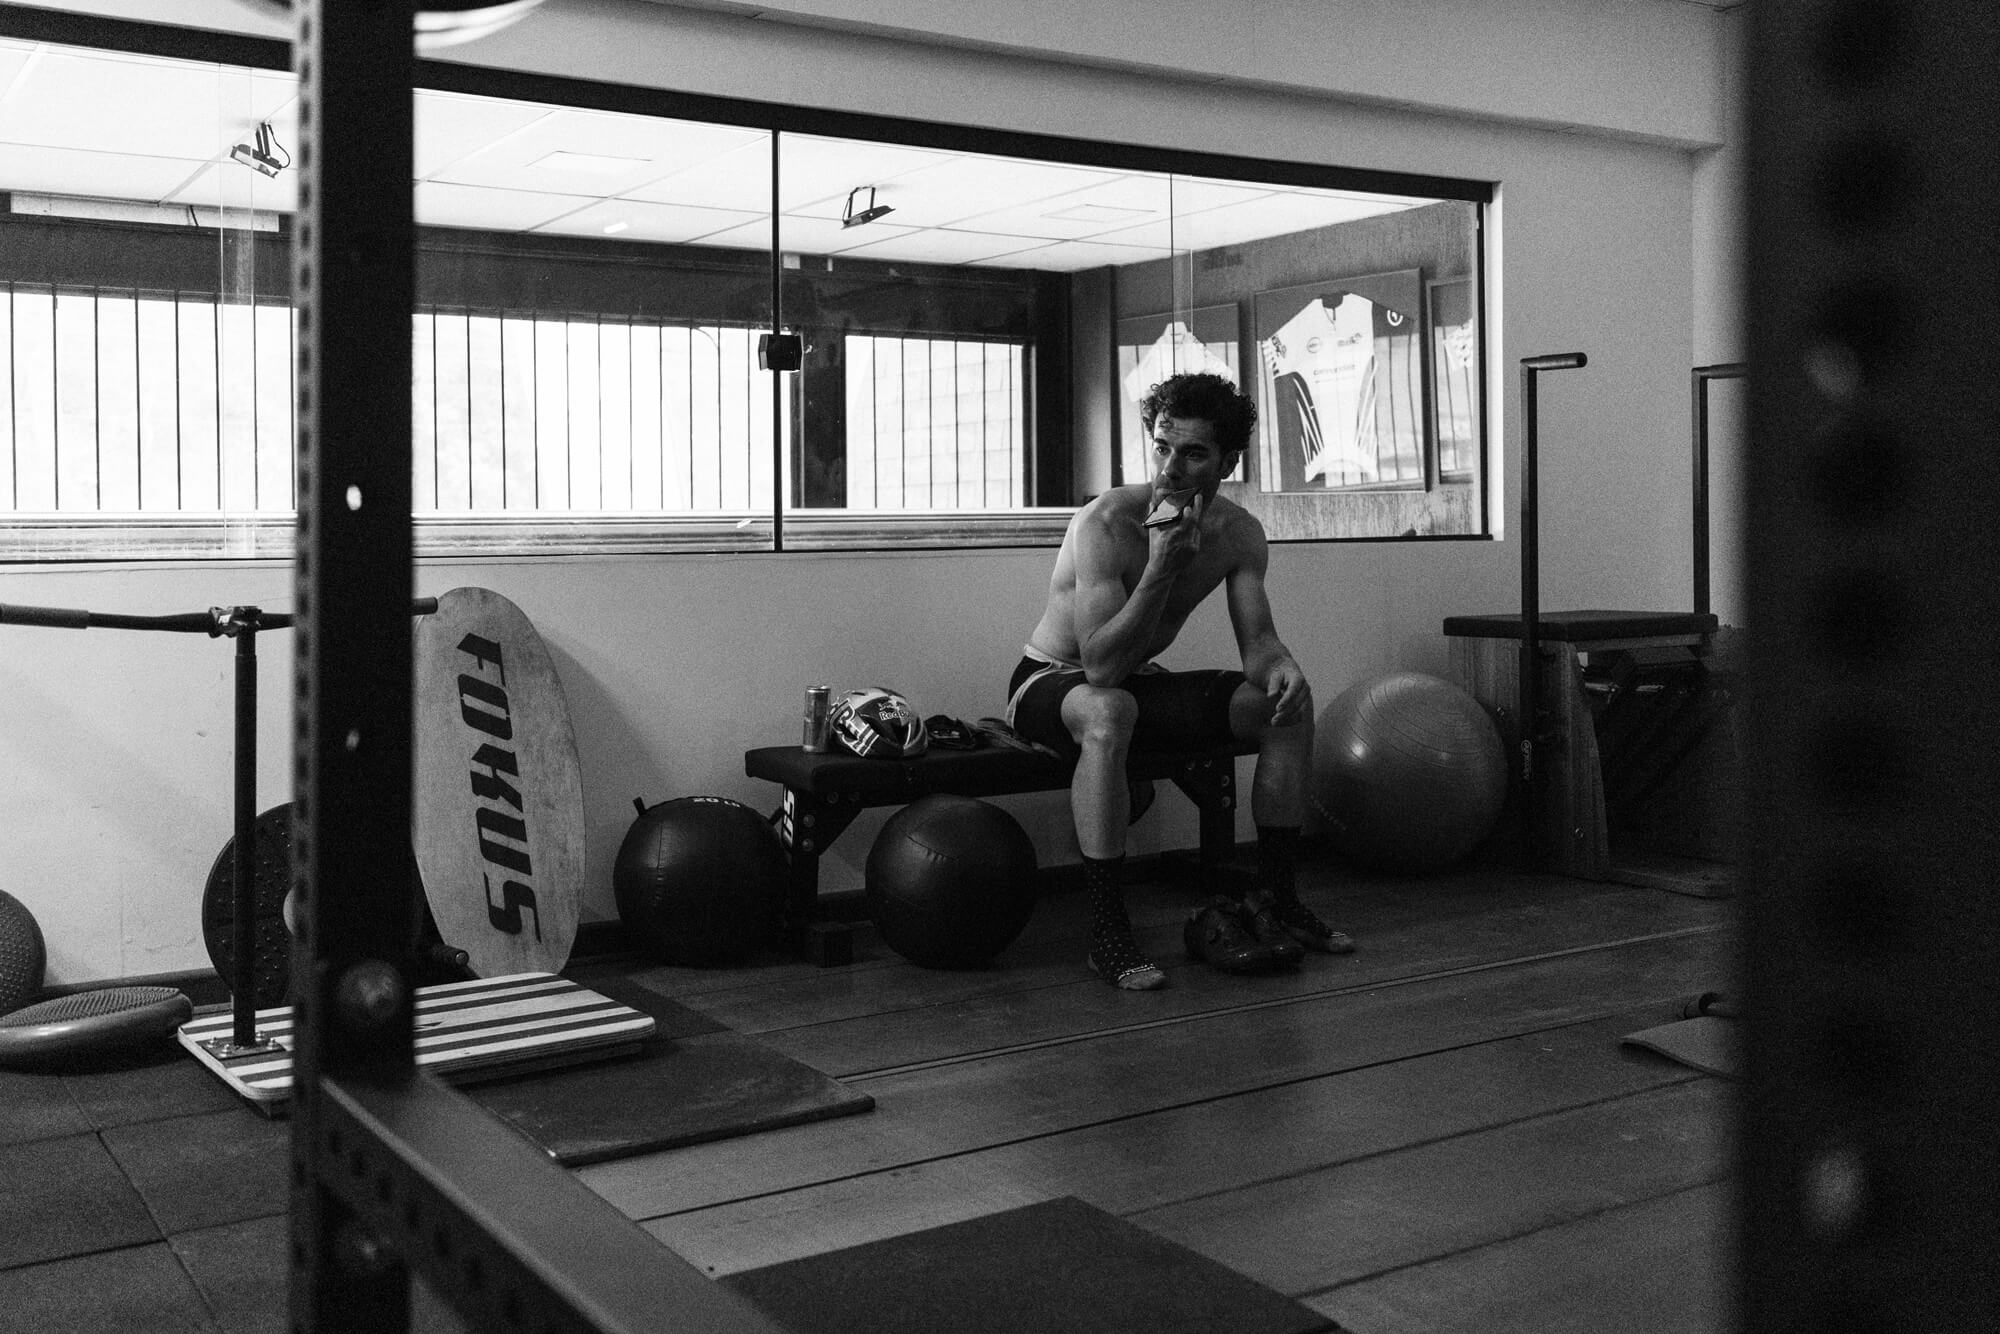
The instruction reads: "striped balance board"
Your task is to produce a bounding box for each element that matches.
[178,972,655,1109]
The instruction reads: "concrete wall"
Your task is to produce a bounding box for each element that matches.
[2,0,1739,985]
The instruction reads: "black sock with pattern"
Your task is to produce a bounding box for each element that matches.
[1255,824,1301,897]
[1255,824,1350,952]
[1083,854,1160,985]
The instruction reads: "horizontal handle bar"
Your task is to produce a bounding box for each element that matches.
[1521,353,1588,371]
[2,598,441,633]
[0,603,217,632]
[0,602,90,629]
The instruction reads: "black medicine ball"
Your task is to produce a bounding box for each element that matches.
[614,796,787,966]
[865,795,1037,968]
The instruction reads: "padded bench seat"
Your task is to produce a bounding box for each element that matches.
[1441,609,1718,646]
[745,739,1256,966]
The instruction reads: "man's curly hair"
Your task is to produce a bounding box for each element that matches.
[1139,372,1257,456]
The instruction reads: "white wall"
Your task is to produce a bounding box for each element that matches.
[1692,6,1749,627]
[2,0,1738,985]
[642,0,1726,146]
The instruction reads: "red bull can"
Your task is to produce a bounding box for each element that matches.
[802,684,831,752]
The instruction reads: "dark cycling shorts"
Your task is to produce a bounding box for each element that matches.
[1006,656,1246,758]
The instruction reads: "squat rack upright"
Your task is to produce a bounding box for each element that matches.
[280,4,778,1331]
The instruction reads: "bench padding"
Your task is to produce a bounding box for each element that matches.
[1442,610,1717,643]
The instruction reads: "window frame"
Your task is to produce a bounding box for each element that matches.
[0,5,1493,563]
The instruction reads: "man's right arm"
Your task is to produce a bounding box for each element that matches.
[1074,502,1195,687]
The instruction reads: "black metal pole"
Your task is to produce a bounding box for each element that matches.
[770,130,785,553]
[1518,362,1540,857]
[291,2,418,1329]
[1516,353,1586,864]
[1690,362,1747,620]
[231,612,259,1048]
[1691,369,1711,619]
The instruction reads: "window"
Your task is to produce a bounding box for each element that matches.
[842,336,1028,511]
[412,311,785,515]
[0,17,1490,559]
[1,283,294,515]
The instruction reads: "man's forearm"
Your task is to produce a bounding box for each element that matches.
[1082,572,1175,685]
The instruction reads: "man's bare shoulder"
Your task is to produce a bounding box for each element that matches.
[1094,484,1155,520]
[1072,485,1152,535]
[1206,491,1270,556]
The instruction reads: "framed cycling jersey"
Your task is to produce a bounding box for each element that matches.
[1253,269,1426,493]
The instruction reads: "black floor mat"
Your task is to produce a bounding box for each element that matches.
[722,1195,1342,1334]
[467,971,874,1166]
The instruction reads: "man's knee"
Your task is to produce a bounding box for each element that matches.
[1064,684,1139,749]
[1230,679,1314,741]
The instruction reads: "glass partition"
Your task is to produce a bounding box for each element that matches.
[409,96,777,550]
[0,19,1488,557]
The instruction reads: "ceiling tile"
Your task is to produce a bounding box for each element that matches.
[416,179,599,233]
[1163,177,1278,213]
[1,47,294,165]
[986,237,1172,273]
[954,173,1176,242]
[622,137,771,213]
[698,212,917,258]
[415,90,553,178]
[533,196,766,245]
[771,137,957,213]
[0,145,220,206]
[1094,191,1416,252]
[833,226,1046,267]
[0,40,35,97]
[432,107,764,196]
[829,154,1113,229]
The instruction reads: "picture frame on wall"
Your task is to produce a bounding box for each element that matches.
[1115,304,1243,486]
[1426,277,1479,480]
[1251,269,1426,494]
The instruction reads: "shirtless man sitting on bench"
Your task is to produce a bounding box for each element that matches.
[1006,372,1354,990]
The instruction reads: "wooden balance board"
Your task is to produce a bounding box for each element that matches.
[177,972,652,1108]
[414,588,585,979]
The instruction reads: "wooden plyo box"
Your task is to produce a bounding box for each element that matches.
[1443,611,1733,897]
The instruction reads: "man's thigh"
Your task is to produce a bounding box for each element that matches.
[1011,665,1245,754]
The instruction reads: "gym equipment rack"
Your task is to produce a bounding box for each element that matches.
[280,5,780,1332]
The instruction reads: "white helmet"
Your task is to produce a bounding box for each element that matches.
[829,687,928,759]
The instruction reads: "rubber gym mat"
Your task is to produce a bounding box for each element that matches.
[100,1106,290,1237]
[467,972,874,1167]
[722,1195,1343,1334]
[0,1241,220,1334]
[0,1132,159,1270]
[0,1065,91,1146]
[1620,1015,1737,1078]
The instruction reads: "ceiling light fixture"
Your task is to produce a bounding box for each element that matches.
[841,186,894,229]
[229,122,287,178]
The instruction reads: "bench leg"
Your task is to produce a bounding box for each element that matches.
[1169,756,1239,866]
[778,789,861,966]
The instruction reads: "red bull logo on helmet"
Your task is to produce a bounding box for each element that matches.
[829,687,928,759]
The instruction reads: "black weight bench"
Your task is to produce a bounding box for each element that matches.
[744,740,1257,965]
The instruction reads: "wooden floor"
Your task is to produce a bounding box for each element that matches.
[0,853,1735,1333]
[582,855,1737,1334]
